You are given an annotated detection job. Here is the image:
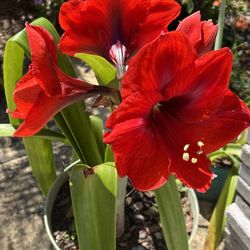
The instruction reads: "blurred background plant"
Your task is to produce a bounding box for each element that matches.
[33,0,64,30]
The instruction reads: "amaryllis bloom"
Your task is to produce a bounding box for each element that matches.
[58,0,180,62]
[10,24,102,137]
[104,32,250,192]
[176,11,218,56]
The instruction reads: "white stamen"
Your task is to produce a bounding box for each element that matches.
[197,150,203,155]
[182,153,190,161]
[212,174,218,179]
[191,158,198,164]
[183,144,190,151]
[197,141,204,147]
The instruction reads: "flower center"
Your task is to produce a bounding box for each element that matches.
[109,41,126,79]
[182,141,205,164]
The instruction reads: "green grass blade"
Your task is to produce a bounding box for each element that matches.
[70,163,117,250]
[23,137,56,195]
[75,53,116,85]
[155,176,189,250]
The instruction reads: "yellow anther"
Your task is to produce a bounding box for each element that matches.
[182,153,190,162]
[197,141,204,147]
[191,158,198,164]
[183,144,190,151]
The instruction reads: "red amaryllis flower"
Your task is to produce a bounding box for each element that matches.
[176,11,218,56]
[59,0,180,61]
[104,32,250,192]
[9,24,101,137]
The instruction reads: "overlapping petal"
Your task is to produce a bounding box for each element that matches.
[166,48,233,123]
[104,92,171,191]
[105,31,250,191]
[59,0,180,59]
[11,24,98,137]
[122,32,198,99]
[177,11,218,56]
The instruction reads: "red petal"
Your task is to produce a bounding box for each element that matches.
[177,11,217,56]
[152,90,250,191]
[198,21,218,56]
[105,91,162,129]
[104,91,171,191]
[115,153,170,191]
[59,0,113,58]
[122,32,197,99]
[11,72,42,120]
[26,24,61,96]
[121,0,180,56]
[195,90,250,153]
[169,48,233,123]
[59,0,180,59]
[152,106,213,192]
[13,82,92,137]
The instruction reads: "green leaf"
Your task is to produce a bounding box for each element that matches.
[0,124,15,136]
[75,53,116,85]
[35,128,67,142]
[206,166,238,249]
[105,145,114,162]
[60,104,103,166]
[70,163,117,250]
[24,137,57,195]
[0,123,68,143]
[90,115,105,160]
[155,176,189,250]
[12,17,61,59]
[3,39,24,127]
[223,143,242,158]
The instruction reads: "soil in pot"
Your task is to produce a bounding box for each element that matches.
[51,179,193,250]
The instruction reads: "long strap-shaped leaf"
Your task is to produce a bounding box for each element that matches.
[70,163,117,250]
[3,38,56,195]
[24,137,56,195]
[155,176,189,250]
[206,166,238,250]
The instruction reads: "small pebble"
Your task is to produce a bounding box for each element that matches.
[144,191,154,198]
[143,206,159,217]
[139,230,147,239]
[126,197,132,205]
[131,245,145,250]
[118,241,127,247]
[133,201,143,211]
[134,214,145,221]
[154,232,162,240]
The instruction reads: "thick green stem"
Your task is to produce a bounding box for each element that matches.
[155,176,189,250]
[214,0,227,50]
